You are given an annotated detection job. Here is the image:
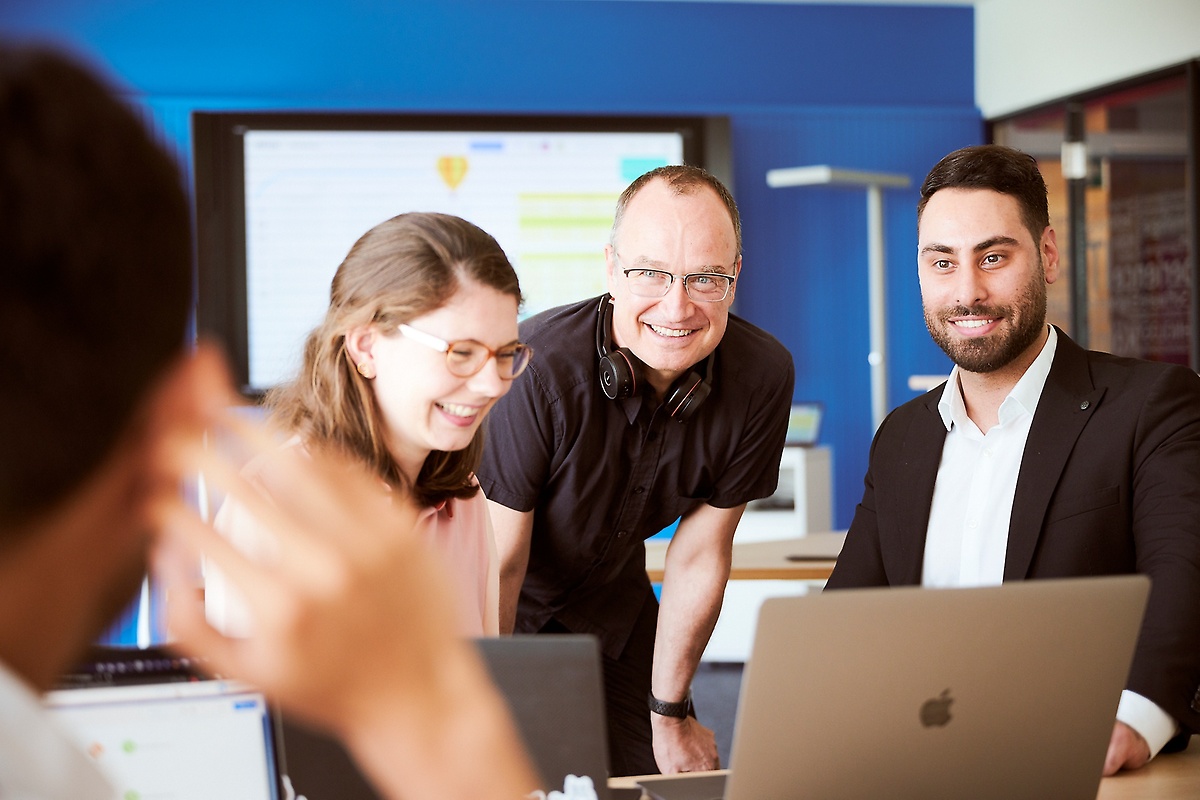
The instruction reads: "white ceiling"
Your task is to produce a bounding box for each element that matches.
[595,0,975,4]
[575,0,1200,117]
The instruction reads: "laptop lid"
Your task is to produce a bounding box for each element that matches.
[280,635,612,800]
[477,634,611,799]
[45,645,287,800]
[725,575,1150,800]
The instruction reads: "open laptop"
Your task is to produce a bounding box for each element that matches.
[46,645,289,800]
[638,575,1150,800]
[478,635,612,797]
[281,634,614,800]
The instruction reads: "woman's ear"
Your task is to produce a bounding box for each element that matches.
[345,326,377,378]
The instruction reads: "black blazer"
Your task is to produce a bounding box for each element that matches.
[828,329,1200,740]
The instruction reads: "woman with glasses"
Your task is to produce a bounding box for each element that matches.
[206,212,531,636]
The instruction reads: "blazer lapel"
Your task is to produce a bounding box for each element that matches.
[886,390,947,585]
[1004,330,1106,580]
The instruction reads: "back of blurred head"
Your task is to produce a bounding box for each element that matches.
[0,43,191,538]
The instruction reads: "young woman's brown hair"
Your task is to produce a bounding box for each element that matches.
[267,211,521,507]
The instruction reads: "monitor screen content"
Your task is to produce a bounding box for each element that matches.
[194,113,722,394]
[44,679,280,800]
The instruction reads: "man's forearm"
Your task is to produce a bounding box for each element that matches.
[649,540,731,773]
[652,505,742,701]
[652,564,727,701]
[487,501,534,635]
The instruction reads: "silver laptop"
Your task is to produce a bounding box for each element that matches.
[46,646,288,800]
[639,575,1149,800]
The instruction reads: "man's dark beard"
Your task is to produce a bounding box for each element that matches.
[924,275,1047,374]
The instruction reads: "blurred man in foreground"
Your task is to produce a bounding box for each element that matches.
[0,42,536,800]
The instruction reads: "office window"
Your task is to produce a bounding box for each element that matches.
[993,66,1197,369]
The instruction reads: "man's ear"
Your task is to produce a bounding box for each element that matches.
[1041,226,1061,285]
[604,244,619,295]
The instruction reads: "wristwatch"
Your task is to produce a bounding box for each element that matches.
[648,690,694,718]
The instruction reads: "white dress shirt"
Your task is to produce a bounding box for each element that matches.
[923,326,1177,758]
[0,659,114,800]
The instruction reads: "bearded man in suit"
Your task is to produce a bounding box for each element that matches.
[826,144,1200,776]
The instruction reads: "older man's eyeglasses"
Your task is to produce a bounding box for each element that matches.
[615,253,736,303]
[398,324,533,380]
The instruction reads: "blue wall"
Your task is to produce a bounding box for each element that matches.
[2,0,976,529]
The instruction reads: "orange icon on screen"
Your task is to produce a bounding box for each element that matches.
[437,156,468,191]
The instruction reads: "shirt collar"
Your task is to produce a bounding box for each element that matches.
[937,325,1058,432]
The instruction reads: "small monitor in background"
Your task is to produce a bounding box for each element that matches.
[46,646,286,800]
[784,402,823,447]
[747,402,826,513]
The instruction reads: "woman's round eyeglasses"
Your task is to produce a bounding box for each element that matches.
[397,324,533,380]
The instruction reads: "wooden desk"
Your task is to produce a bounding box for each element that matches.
[612,737,1200,799]
[1097,736,1200,799]
[643,532,844,582]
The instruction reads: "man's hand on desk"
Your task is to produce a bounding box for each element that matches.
[652,714,720,774]
[1104,721,1151,776]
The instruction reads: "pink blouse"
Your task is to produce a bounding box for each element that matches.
[417,491,499,637]
[205,438,499,637]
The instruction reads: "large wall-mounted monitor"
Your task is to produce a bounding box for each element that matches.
[193,112,726,395]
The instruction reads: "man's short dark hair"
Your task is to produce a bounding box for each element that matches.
[918,144,1050,245]
[0,44,192,533]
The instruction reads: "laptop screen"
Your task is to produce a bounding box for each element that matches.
[45,649,283,800]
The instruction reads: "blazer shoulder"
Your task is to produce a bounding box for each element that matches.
[1078,346,1200,400]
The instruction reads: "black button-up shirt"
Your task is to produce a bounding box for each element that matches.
[479,296,794,658]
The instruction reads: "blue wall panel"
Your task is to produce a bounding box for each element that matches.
[2,1,973,109]
[1,0,980,554]
[731,107,981,522]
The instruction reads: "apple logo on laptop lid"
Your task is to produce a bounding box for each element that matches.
[920,689,954,727]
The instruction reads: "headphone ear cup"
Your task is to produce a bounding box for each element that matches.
[665,369,711,422]
[599,347,638,400]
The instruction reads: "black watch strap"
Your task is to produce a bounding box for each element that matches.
[648,690,693,718]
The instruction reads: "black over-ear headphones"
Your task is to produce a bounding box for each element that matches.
[595,295,714,423]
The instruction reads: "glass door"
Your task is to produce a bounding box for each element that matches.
[992,68,1197,369]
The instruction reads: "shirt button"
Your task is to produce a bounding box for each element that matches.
[983,447,994,457]
[647,432,658,441]
[634,486,645,494]
[968,520,978,529]
[617,530,629,539]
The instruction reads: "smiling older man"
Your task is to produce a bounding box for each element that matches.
[479,165,794,776]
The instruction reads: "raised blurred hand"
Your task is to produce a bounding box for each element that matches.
[150,372,537,800]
